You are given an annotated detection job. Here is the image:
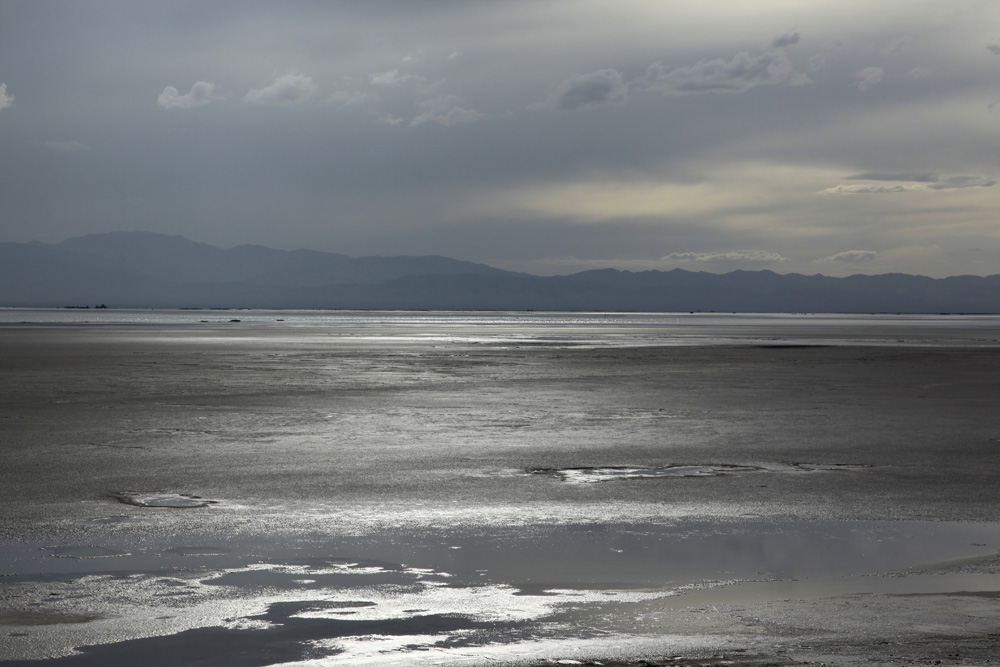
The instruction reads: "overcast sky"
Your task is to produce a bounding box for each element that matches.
[2,1,999,277]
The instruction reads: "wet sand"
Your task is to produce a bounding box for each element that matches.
[1,317,999,665]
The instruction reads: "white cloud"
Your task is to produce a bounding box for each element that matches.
[0,83,12,111]
[327,90,380,108]
[157,81,219,109]
[816,250,878,264]
[534,69,628,111]
[662,250,789,264]
[907,67,932,79]
[410,95,486,127]
[244,74,317,106]
[637,49,809,96]
[772,31,800,48]
[375,114,404,126]
[447,51,461,61]
[42,141,90,151]
[854,66,883,91]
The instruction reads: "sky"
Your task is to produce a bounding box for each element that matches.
[1,0,999,278]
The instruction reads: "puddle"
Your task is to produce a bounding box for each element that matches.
[530,462,874,483]
[111,492,218,508]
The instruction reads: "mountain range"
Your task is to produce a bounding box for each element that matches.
[2,231,999,313]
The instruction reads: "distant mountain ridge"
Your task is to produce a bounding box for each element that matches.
[2,231,999,313]
[53,231,518,288]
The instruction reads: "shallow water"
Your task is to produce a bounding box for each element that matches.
[1,312,999,665]
[3,519,999,664]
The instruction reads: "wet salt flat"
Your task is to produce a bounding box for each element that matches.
[4,520,1000,665]
[2,311,1000,665]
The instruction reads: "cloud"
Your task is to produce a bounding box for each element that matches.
[816,250,878,264]
[880,36,909,56]
[637,49,808,96]
[772,31,800,48]
[447,51,461,61]
[821,184,918,194]
[410,95,486,127]
[987,39,1000,56]
[327,90,380,108]
[840,172,995,191]
[42,141,90,151]
[846,171,938,182]
[244,74,317,106]
[854,66,883,91]
[928,175,996,190]
[534,69,628,111]
[0,83,12,111]
[370,69,425,86]
[157,81,219,109]
[662,250,789,264]
[907,67,932,79]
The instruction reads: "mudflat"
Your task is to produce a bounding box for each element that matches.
[1,316,999,665]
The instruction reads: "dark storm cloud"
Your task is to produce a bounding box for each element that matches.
[772,31,800,48]
[538,69,628,111]
[843,172,995,189]
[636,49,808,96]
[929,176,996,190]
[847,172,940,183]
[987,39,1000,55]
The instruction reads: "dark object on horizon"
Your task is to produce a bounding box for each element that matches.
[3,231,1000,313]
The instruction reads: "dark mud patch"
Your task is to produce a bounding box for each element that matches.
[111,492,219,508]
[0,611,105,626]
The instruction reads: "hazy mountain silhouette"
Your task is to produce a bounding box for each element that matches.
[2,231,999,312]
